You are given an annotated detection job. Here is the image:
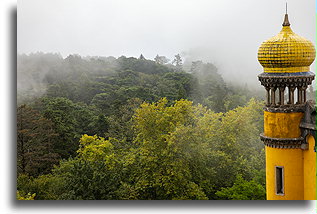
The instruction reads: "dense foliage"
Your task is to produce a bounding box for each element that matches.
[17,53,267,200]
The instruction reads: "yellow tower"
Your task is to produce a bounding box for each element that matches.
[258,13,316,200]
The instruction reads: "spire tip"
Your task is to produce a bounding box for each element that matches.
[282,3,290,26]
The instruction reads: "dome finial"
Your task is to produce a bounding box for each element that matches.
[283,3,290,26]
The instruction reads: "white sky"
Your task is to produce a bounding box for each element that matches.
[17,0,316,86]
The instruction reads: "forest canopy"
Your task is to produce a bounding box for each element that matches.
[17,52,267,200]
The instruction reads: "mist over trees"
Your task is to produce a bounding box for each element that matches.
[17,52,267,200]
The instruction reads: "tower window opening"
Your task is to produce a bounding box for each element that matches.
[275,166,284,195]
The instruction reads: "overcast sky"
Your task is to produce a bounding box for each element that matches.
[17,0,316,87]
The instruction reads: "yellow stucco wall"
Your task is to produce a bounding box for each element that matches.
[265,146,303,200]
[264,111,303,138]
[303,135,316,200]
[264,111,307,200]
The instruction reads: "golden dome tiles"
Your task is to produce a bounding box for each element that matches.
[258,25,315,73]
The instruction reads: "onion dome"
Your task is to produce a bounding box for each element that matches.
[258,14,316,74]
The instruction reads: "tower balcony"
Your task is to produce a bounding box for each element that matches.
[258,72,315,112]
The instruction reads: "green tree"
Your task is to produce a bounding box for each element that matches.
[130,98,264,199]
[224,94,247,112]
[190,60,203,74]
[53,135,122,200]
[40,97,95,158]
[129,98,211,199]
[172,54,183,71]
[215,174,266,200]
[17,104,60,176]
[139,54,146,60]
[106,98,142,144]
[154,55,169,64]
[17,191,36,200]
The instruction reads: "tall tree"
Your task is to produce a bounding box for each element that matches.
[40,97,95,158]
[139,54,146,60]
[17,104,59,176]
[154,55,169,64]
[172,54,183,71]
[190,60,203,74]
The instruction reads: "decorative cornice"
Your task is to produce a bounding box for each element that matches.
[260,133,305,149]
[258,72,315,88]
[258,72,315,77]
[263,105,305,113]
